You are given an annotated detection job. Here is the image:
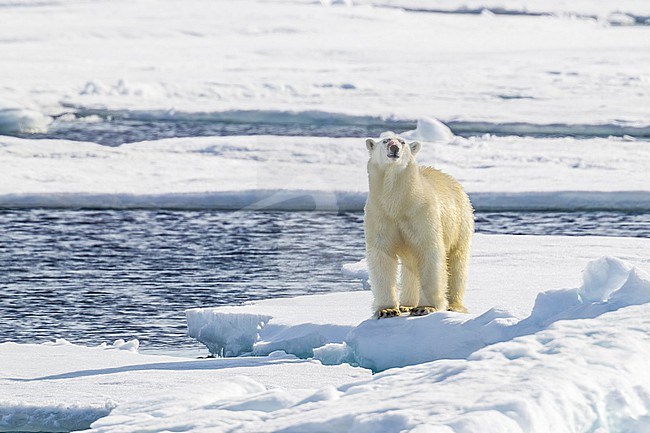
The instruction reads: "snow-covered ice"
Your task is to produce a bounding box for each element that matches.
[187,234,650,359]
[319,256,650,371]
[2,132,649,211]
[0,340,369,432]
[187,292,365,359]
[1,0,648,211]
[0,0,648,130]
[3,244,650,432]
[349,0,650,22]
[124,302,650,433]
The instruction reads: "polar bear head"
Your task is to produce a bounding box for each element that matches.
[366,136,421,169]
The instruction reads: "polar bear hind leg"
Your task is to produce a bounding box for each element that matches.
[446,242,470,313]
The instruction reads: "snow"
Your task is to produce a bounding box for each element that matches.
[1,0,648,211]
[187,292,366,358]
[2,234,650,432]
[0,340,369,432]
[2,132,649,211]
[187,234,650,358]
[0,0,648,128]
[5,251,650,432]
[150,303,650,433]
[318,257,650,371]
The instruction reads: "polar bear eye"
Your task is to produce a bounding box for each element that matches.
[399,139,405,144]
[383,139,389,144]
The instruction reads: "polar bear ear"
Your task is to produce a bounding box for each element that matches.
[366,138,376,151]
[409,141,421,156]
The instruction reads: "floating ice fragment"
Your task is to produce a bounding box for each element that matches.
[0,105,52,133]
[400,117,455,143]
[111,339,140,352]
[607,13,637,26]
[313,342,350,366]
[186,310,271,357]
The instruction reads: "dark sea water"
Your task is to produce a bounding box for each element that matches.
[1,209,648,353]
[14,113,412,146]
[12,112,650,146]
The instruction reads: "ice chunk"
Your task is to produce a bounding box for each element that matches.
[341,258,369,289]
[527,288,582,324]
[312,342,351,366]
[185,310,271,356]
[186,292,369,357]
[400,117,455,143]
[607,12,637,26]
[108,339,140,352]
[608,268,650,306]
[338,309,520,371]
[579,256,633,302]
[0,102,51,133]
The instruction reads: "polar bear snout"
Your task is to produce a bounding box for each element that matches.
[388,143,400,158]
[383,137,404,159]
[366,136,419,164]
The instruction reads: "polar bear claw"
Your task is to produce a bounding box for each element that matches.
[410,306,437,316]
[377,308,402,319]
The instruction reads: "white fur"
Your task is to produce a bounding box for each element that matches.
[364,136,474,314]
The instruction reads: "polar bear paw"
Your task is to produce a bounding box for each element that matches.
[399,306,414,313]
[410,306,437,316]
[448,304,469,313]
[376,308,401,319]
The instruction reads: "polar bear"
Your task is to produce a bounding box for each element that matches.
[364,136,474,318]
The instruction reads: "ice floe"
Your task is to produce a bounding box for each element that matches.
[1,133,649,211]
[0,0,648,127]
[6,254,650,432]
[187,234,650,361]
[0,340,368,432]
[2,234,650,432]
[316,256,650,371]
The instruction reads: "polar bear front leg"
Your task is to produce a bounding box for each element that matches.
[366,248,400,318]
[415,246,449,314]
[399,252,420,312]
